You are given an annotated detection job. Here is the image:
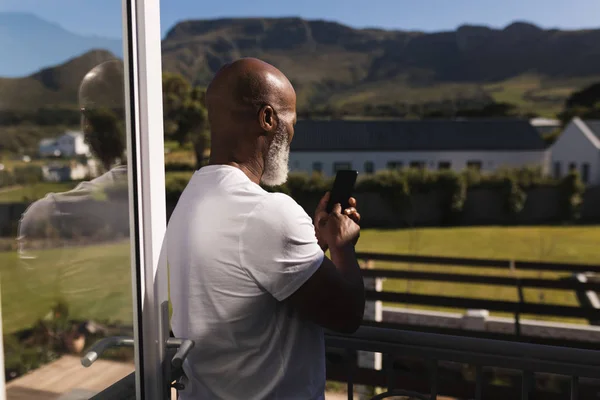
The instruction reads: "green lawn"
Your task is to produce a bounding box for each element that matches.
[0,182,79,203]
[358,226,600,323]
[482,74,600,118]
[0,240,132,334]
[1,226,599,334]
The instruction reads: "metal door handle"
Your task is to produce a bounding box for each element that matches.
[166,338,195,369]
[81,336,134,367]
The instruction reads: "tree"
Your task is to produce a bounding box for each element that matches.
[162,73,209,168]
[84,107,126,171]
[558,82,600,125]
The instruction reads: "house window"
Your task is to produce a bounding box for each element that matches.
[312,162,323,173]
[467,160,482,171]
[438,161,451,170]
[387,161,403,171]
[364,161,374,174]
[582,163,590,183]
[333,162,352,173]
[553,162,561,179]
[409,161,425,169]
[568,162,577,172]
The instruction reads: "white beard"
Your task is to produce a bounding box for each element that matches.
[261,130,290,186]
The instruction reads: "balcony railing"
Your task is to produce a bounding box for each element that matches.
[88,252,600,399]
[325,326,600,400]
[357,252,600,335]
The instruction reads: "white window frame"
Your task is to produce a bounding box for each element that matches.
[122,0,167,398]
[0,2,166,399]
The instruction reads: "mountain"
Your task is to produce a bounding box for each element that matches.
[160,18,600,116]
[2,16,600,117]
[0,12,122,77]
[0,50,118,110]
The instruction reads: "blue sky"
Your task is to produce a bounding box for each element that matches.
[1,0,599,39]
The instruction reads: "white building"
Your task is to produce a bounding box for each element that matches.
[38,131,90,158]
[550,118,600,185]
[530,117,561,137]
[42,161,90,182]
[289,119,551,176]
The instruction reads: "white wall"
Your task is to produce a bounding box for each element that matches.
[74,134,90,156]
[57,134,75,157]
[289,149,550,176]
[52,132,90,157]
[38,143,58,158]
[550,119,600,185]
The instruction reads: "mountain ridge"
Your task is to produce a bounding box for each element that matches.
[2,15,600,116]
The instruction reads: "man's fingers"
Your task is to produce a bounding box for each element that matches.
[317,192,330,209]
[332,203,342,214]
[315,211,329,227]
[343,207,357,215]
[344,208,361,224]
[348,197,357,208]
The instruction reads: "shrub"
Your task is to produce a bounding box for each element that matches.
[162,167,586,225]
[165,172,193,202]
[165,162,195,172]
[13,165,43,185]
[0,170,15,188]
[558,170,585,222]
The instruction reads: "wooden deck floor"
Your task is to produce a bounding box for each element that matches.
[6,355,134,400]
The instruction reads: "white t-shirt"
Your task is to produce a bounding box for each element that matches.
[167,165,326,400]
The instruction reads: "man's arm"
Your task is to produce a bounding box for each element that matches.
[286,245,365,334]
[240,194,364,334]
[287,200,364,333]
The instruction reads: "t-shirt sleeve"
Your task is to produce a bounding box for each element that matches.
[239,193,325,301]
[17,195,58,264]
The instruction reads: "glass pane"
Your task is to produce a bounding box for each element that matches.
[158,3,600,400]
[1,5,135,398]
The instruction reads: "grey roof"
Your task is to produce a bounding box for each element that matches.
[583,120,600,141]
[290,119,547,152]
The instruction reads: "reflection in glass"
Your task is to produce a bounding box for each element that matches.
[2,55,134,396]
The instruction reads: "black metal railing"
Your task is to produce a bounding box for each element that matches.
[357,252,600,330]
[325,326,600,400]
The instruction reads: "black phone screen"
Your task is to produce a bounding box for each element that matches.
[326,170,358,213]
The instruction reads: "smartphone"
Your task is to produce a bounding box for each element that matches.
[326,170,358,213]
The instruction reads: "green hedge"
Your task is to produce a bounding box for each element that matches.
[165,161,195,172]
[164,167,585,223]
[0,166,44,189]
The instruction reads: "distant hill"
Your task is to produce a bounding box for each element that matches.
[161,18,600,116]
[2,15,600,116]
[0,50,118,111]
[0,12,122,77]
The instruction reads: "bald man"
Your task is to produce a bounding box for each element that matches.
[167,58,365,399]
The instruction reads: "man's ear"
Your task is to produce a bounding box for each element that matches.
[258,105,277,134]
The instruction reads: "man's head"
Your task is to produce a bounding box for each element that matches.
[78,59,126,169]
[205,58,296,186]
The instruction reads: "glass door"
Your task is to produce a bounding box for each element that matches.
[0,0,167,398]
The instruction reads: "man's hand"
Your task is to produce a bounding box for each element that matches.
[314,193,361,251]
[319,203,361,250]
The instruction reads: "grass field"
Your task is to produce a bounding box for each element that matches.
[483,74,600,117]
[327,73,600,118]
[359,226,600,323]
[0,240,133,334]
[1,226,599,334]
[0,182,79,203]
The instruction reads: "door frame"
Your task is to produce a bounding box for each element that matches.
[123,0,168,398]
